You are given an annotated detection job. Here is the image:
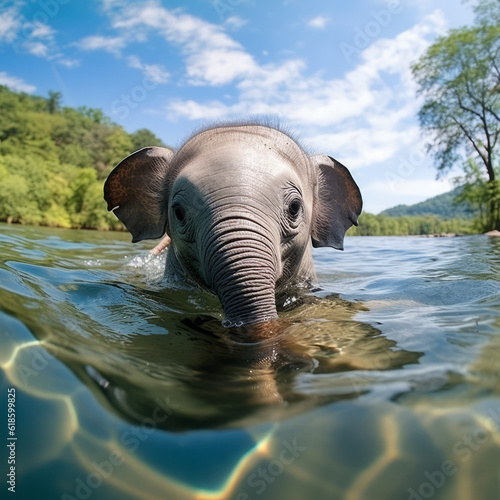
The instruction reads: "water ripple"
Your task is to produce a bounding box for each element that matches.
[1,225,500,499]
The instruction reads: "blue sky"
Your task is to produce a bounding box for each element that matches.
[0,0,474,213]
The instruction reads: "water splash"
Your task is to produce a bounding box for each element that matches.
[82,259,102,267]
[124,252,167,283]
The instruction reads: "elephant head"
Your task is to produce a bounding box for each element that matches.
[104,124,362,327]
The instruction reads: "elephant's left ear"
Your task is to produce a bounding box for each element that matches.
[310,155,362,251]
[104,147,174,242]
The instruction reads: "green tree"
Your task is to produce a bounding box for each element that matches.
[130,128,168,151]
[412,0,500,230]
[0,86,173,230]
[455,158,500,232]
[47,90,62,114]
[0,164,31,223]
[347,213,474,236]
[77,106,110,125]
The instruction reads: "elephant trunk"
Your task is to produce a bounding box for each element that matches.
[203,218,280,326]
[216,268,279,327]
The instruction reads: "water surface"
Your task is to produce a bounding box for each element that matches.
[1,223,500,499]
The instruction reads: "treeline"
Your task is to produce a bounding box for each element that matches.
[347,213,474,236]
[0,86,168,229]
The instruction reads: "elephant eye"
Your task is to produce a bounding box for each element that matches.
[173,203,186,223]
[288,199,302,220]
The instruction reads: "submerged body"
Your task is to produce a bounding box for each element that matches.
[104,124,362,326]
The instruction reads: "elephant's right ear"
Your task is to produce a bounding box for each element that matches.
[104,147,174,242]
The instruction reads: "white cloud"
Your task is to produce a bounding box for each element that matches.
[366,179,454,198]
[167,99,241,121]
[97,2,310,89]
[144,64,170,84]
[30,22,56,39]
[81,2,256,85]
[0,7,21,43]
[186,49,256,85]
[21,23,61,59]
[0,5,74,65]
[77,35,127,55]
[304,125,421,170]
[308,16,329,29]
[24,41,50,57]
[127,55,170,83]
[0,72,36,93]
[127,54,142,68]
[165,10,446,124]
[224,16,247,30]
[0,7,56,48]
[89,2,448,179]
[100,0,130,10]
[164,10,447,173]
[57,58,81,68]
[101,1,258,85]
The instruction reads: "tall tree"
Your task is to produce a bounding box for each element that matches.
[47,90,62,114]
[130,128,169,151]
[412,0,500,229]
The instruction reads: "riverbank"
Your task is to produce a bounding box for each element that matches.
[0,219,485,238]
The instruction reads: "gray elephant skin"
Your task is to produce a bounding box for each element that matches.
[104,124,362,327]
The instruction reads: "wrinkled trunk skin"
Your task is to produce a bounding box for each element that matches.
[216,267,279,327]
[201,216,280,327]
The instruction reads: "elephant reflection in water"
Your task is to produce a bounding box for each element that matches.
[56,295,421,432]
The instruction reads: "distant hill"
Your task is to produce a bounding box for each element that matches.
[380,186,477,219]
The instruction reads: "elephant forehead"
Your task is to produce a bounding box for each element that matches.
[180,144,306,186]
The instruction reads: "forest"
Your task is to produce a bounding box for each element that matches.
[0,86,479,236]
[347,213,474,237]
[0,86,167,230]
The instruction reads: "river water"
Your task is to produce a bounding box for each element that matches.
[1,223,500,500]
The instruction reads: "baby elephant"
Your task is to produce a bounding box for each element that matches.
[104,124,362,327]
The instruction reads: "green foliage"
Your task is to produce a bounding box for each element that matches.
[130,128,169,151]
[474,0,500,27]
[47,90,62,114]
[455,158,500,232]
[381,187,477,219]
[412,0,500,229]
[0,164,30,223]
[412,5,500,178]
[0,86,171,230]
[347,213,475,236]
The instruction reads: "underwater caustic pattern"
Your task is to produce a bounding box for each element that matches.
[1,223,500,500]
